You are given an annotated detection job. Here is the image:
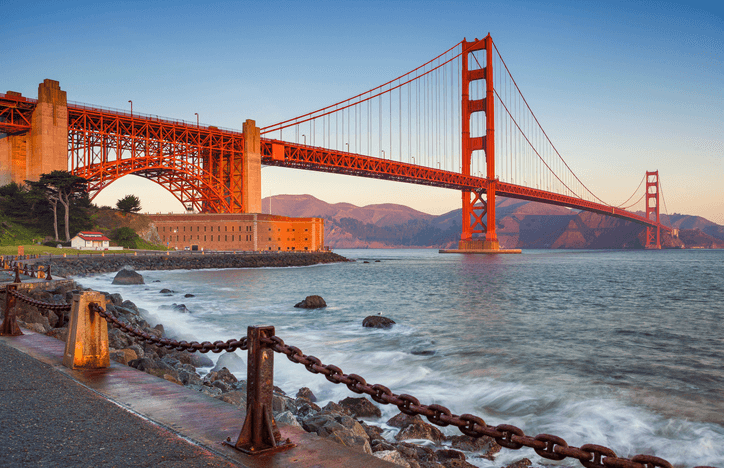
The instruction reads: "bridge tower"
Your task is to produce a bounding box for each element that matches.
[645,170,661,249]
[0,80,68,186]
[459,35,498,251]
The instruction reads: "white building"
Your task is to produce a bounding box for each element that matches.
[71,231,111,250]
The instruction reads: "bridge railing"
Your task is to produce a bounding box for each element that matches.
[0,283,714,468]
[67,100,241,135]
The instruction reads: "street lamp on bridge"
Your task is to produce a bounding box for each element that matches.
[128,100,132,116]
[195,113,199,127]
[302,134,306,145]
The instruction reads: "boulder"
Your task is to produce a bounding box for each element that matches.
[362,315,396,329]
[112,269,144,285]
[301,413,372,454]
[275,410,303,429]
[184,294,195,298]
[374,450,411,467]
[395,420,445,443]
[338,396,381,418]
[111,348,139,365]
[211,352,245,374]
[296,387,318,402]
[294,295,327,309]
[205,367,238,384]
[387,413,424,429]
[159,289,174,294]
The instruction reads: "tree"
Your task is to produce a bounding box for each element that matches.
[116,195,142,214]
[113,227,139,249]
[27,171,88,242]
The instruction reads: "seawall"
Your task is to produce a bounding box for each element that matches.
[41,252,350,278]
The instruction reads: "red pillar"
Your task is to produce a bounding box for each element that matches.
[645,170,661,249]
[459,35,498,250]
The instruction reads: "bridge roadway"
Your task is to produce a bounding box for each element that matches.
[1,90,670,233]
[0,327,397,468]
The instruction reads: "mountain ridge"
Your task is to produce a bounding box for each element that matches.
[261,194,723,249]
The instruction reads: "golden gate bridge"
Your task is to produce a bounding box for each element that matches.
[0,34,670,249]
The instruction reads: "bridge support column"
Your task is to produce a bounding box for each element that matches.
[459,35,498,251]
[243,119,262,214]
[645,170,661,249]
[0,81,67,185]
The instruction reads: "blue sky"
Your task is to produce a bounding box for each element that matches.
[2,0,725,224]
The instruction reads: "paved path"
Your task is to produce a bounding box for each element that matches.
[0,340,241,468]
[0,330,397,468]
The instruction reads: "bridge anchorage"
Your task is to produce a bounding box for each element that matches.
[1,34,671,250]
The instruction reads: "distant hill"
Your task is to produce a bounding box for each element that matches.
[262,195,723,250]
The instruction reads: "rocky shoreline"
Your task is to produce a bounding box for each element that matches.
[2,267,538,468]
[40,251,351,278]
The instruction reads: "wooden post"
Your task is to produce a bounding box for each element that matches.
[63,291,109,369]
[1,284,22,336]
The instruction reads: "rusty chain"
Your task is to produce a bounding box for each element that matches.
[262,334,717,468]
[7,288,72,312]
[88,303,248,353]
[3,287,716,468]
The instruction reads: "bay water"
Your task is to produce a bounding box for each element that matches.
[75,248,724,467]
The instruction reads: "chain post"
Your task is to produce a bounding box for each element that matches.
[1,284,23,336]
[13,264,21,283]
[62,291,110,369]
[46,265,52,280]
[224,326,295,455]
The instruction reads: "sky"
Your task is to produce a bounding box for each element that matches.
[2,0,725,224]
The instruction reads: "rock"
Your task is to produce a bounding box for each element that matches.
[159,289,174,294]
[112,269,144,285]
[437,449,466,462]
[177,368,202,387]
[301,413,372,454]
[111,348,139,365]
[19,321,47,334]
[395,420,445,443]
[505,458,532,468]
[171,303,190,313]
[362,315,396,329]
[211,380,232,393]
[206,367,238,384]
[273,394,297,414]
[371,438,396,452]
[184,294,195,298]
[46,327,69,342]
[218,390,246,407]
[175,351,213,368]
[296,387,317,402]
[211,352,245,374]
[321,401,346,414]
[275,411,303,429]
[294,295,327,309]
[163,374,182,385]
[374,450,411,467]
[443,460,479,468]
[128,357,158,372]
[387,413,424,428]
[338,396,381,418]
[448,435,500,459]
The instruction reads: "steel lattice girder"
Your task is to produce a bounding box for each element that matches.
[67,106,244,213]
[0,95,35,135]
[261,139,669,232]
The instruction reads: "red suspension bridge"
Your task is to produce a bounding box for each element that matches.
[0,34,670,249]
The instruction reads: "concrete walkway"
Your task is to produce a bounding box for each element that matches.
[0,329,397,467]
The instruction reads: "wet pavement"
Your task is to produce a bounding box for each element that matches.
[0,329,397,467]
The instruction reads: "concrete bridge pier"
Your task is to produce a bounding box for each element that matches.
[242,119,262,213]
[0,79,68,186]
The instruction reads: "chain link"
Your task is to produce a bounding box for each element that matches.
[7,288,72,312]
[259,334,714,468]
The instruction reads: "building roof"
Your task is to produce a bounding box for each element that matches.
[74,231,110,241]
